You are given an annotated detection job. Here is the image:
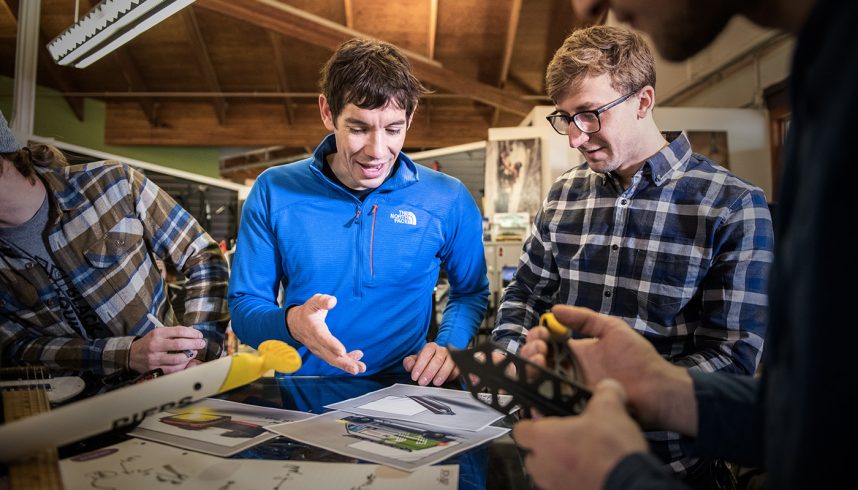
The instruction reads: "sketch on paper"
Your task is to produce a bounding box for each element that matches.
[130,397,313,457]
[60,439,459,489]
[325,383,505,432]
[484,138,543,218]
[268,410,508,472]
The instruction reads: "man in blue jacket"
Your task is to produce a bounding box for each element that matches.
[228,38,489,384]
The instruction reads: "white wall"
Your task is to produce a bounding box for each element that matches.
[637,17,794,109]
[653,107,772,197]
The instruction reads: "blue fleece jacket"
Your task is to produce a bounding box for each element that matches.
[228,134,489,375]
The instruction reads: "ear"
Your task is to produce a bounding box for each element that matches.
[319,95,336,131]
[636,85,656,119]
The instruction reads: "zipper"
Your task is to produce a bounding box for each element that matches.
[369,204,378,276]
[354,205,361,297]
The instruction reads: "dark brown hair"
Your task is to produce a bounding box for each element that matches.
[319,38,429,124]
[0,144,67,183]
[546,26,656,104]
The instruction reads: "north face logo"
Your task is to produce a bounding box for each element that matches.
[390,210,417,225]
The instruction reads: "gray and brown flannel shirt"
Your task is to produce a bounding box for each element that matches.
[0,160,229,375]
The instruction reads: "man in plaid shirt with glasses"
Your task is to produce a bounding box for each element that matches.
[492,26,774,485]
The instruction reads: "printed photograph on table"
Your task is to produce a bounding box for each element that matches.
[484,138,543,218]
[129,397,313,456]
[268,410,509,472]
[325,383,505,431]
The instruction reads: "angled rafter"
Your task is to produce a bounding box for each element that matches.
[105,101,491,148]
[111,49,160,127]
[75,0,159,126]
[427,0,437,59]
[343,0,353,29]
[267,31,296,124]
[6,0,85,120]
[492,0,522,126]
[182,7,228,124]
[195,0,533,116]
[38,36,86,121]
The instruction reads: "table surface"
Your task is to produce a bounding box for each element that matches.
[56,373,532,490]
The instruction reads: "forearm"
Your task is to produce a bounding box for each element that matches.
[689,371,764,466]
[179,238,230,359]
[492,219,559,351]
[228,296,296,349]
[492,280,554,352]
[644,363,698,437]
[132,166,230,357]
[435,286,489,348]
[2,323,136,374]
[606,453,689,490]
[680,188,773,375]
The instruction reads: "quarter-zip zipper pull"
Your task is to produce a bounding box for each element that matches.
[354,207,361,224]
[369,204,378,277]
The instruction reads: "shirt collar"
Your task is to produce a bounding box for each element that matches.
[642,131,692,187]
[35,165,82,213]
[310,133,420,191]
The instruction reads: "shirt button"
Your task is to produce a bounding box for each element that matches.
[620,199,628,206]
[25,262,34,269]
[115,239,125,246]
[604,290,612,298]
[611,244,619,251]
[47,299,56,307]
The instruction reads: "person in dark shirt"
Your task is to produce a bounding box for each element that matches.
[512,0,857,489]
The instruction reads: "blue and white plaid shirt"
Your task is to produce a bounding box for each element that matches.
[493,133,774,475]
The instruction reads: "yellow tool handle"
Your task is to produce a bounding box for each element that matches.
[539,312,569,336]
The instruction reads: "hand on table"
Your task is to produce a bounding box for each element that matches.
[403,342,458,386]
[287,294,366,375]
[129,321,206,374]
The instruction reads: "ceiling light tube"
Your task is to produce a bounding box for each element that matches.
[47,0,197,69]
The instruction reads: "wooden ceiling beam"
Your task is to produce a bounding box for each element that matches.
[111,50,160,127]
[37,37,85,121]
[267,32,297,125]
[343,0,353,29]
[498,0,522,88]
[493,0,523,126]
[427,0,438,59]
[182,7,228,124]
[6,0,84,121]
[105,101,491,148]
[195,0,533,116]
[75,0,160,127]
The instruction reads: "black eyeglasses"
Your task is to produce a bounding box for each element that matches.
[545,91,637,135]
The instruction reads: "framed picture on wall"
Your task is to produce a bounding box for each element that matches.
[686,130,730,168]
[484,137,543,219]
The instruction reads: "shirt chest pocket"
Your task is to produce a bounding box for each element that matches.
[367,207,438,285]
[83,217,146,270]
[632,248,700,308]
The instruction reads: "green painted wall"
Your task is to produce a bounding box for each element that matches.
[1,76,222,178]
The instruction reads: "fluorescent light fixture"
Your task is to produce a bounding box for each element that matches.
[47,0,196,69]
